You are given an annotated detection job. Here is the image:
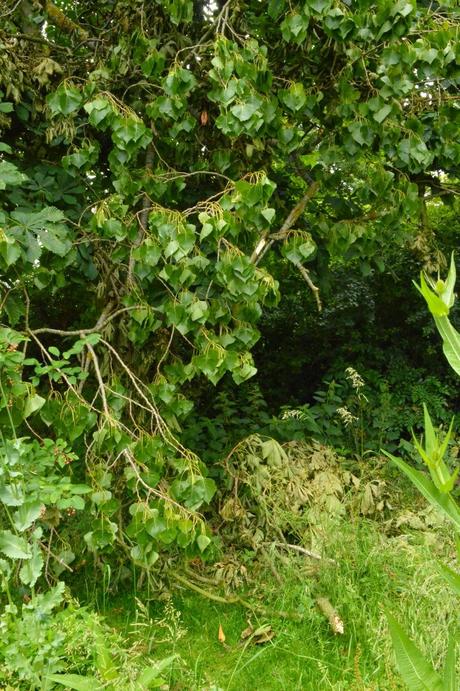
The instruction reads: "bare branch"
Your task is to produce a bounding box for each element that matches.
[293,261,322,312]
[85,341,110,419]
[29,305,146,337]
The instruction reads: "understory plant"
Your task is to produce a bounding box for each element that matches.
[384,254,460,690]
[0,580,179,690]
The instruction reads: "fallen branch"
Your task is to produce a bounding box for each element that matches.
[172,573,302,621]
[273,541,336,564]
[316,597,344,634]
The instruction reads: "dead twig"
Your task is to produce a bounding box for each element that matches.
[273,541,336,565]
[172,573,303,621]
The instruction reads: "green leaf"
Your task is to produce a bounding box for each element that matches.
[13,501,43,532]
[0,484,24,507]
[24,394,46,418]
[383,452,460,532]
[261,438,288,467]
[137,655,178,686]
[433,316,460,377]
[437,562,460,596]
[47,86,82,116]
[442,635,457,691]
[95,631,118,681]
[189,300,209,323]
[0,160,27,189]
[386,612,443,691]
[0,233,21,267]
[415,274,449,317]
[19,541,44,587]
[47,675,103,691]
[230,97,262,122]
[373,104,392,123]
[0,530,31,559]
[38,581,65,613]
[281,13,309,43]
[280,83,306,111]
[197,534,211,552]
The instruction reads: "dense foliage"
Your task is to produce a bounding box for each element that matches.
[0,1,459,687]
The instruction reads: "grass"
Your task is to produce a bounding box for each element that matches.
[100,515,458,690]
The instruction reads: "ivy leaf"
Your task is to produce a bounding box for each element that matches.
[0,530,31,559]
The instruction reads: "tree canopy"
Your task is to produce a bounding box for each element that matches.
[0,0,459,569]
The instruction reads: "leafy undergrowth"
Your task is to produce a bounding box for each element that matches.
[102,516,458,690]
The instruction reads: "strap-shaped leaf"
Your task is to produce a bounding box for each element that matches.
[437,562,460,597]
[47,674,104,691]
[386,612,443,691]
[434,316,460,377]
[442,636,458,691]
[383,452,460,532]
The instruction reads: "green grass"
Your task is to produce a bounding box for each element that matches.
[101,517,458,690]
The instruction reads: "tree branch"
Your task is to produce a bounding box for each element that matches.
[293,261,322,312]
[250,181,320,264]
[85,341,110,418]
[29,305,145,337]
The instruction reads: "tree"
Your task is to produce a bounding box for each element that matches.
[0,0,459,574]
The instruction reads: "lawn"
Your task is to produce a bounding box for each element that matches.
[102,514,457,690]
